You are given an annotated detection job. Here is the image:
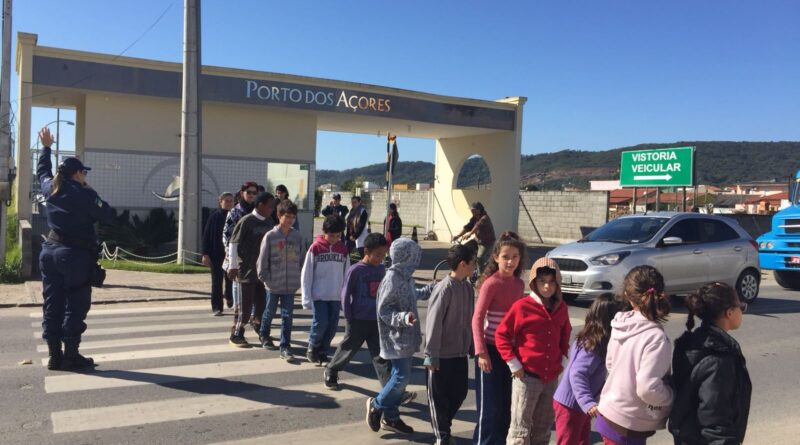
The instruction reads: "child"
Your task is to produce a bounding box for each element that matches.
[301,215,349,365]
[553,293,620,445]
[257,200,305,361]
[669,282,751,445]
[366,238,433,435]
[227,192,276,347]
[324,233,391,390]
[471,231,527,445]
[424,244,476,445]
[596,265,673,445]
[495,257,571,445]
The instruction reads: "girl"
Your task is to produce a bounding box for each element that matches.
[495,257,571,445]
[553,293,620,445]
[597,265,673,445]
[471,231,527,445]
[385,203,402,247]
[669,282,751,445]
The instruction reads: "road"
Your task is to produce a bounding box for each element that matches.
[1,275,799,444]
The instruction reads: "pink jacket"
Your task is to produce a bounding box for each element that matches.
[598,310,673,432]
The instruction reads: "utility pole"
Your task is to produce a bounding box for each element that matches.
[177,0,202,264]
[0,0,12,263]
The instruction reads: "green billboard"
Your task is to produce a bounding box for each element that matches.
[619,147,695,187]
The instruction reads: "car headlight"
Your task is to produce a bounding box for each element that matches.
[767,242,774,249]
[589,251,631,266]
[759,241,766,249]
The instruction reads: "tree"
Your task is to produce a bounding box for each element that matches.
[342,175,366,193]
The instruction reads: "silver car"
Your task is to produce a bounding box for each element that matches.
[547,212,761,303]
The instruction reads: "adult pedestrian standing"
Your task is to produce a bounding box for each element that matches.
[321,193,349,219]
[385,203,402,247]
[223,182,259,318]
[202,192,235,316]
[346,196,369,258]
[36,127,114,370]
[669,283,751,445]
[452,202,496,274]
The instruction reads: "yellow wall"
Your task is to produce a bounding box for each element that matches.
[83,93,317,161]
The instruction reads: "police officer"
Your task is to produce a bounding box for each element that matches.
[36,127,114,370]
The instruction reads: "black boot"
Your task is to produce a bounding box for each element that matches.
[62,340,95,369]
[46,341,63,370]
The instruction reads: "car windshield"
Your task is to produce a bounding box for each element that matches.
[581,217,669,244]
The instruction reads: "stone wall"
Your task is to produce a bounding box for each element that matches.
[517,191,609,245]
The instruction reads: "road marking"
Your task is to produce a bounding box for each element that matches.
[31,311,314,328]
[50,377,424,434]
[38,333,345,366]
[29,304,211,318]
[569,317,585,327]
[33,320,232,337]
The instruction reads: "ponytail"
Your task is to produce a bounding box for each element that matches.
[477,231,527,288]
[50,172,66,196]
[685,282,738,330]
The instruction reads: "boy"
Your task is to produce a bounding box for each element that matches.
[324,233,391,390]
[257,200,305,361]
[301,215,349,365]
[424,244,476,445]
[367,238,433,435]
[227,192,276,347]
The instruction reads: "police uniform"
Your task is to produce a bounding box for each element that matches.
[37,146,114,370]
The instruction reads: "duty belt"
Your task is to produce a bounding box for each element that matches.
[47,230,98,251]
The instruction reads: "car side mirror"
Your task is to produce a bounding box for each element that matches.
[662,236,683,246]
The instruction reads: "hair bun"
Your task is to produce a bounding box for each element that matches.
[499,231,520,241]
[685,293,706,317]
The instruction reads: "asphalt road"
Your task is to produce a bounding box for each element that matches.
[1,275,798,444]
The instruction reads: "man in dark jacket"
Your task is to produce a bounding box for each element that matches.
[669,324,752,445]
[202,193,235,315]
[321,193,349,219]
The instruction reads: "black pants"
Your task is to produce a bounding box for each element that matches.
[39,242,94,343]
[428,356,469,442]
[474,343,513,445]
[326,319,391,386]
[231,281,265,338]
[210,256,232,311]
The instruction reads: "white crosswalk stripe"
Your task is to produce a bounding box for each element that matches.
[29,302,588,443]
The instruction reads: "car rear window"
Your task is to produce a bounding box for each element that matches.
[583,217,669,244]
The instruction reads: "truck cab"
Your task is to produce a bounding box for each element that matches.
[757,170,800,290]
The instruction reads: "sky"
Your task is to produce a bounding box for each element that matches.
[8,0,800,170]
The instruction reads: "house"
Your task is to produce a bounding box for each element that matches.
[743,191,790,214]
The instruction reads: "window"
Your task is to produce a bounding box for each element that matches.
[664,219,702,244]
[702,220,740,243]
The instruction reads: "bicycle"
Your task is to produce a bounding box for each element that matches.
[432,238,481,285]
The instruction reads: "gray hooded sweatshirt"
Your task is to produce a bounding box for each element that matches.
[377,238,434,360]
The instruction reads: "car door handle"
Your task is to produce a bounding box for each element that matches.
[693,249,704,254]
[734,246,742,252]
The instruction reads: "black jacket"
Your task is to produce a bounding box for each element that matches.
[669,325,751,445]
[202,208,229,261]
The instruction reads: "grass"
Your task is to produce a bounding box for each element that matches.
[1,193,23,283]
[99,259,210,274]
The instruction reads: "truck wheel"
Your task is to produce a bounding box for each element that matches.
[774,270,800,291]
[736,269,760,303]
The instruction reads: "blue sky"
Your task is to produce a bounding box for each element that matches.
[10,0,800,170]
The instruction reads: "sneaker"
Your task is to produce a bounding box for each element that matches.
[261,337,278,350]
[400,391,417,406]
[323,368,339,390]
[229,336,249,348]
[366,397,382,432]
[318,352,330,364]
[306,348,319,364]
[381,417,413,434]
[279,349,295,361]
[213,310,224,317]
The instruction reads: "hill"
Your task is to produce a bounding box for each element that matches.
[317,141,800,190]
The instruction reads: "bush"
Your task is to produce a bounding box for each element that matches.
[314,189,323,216]
[1,194,22,283]
[98,208,178,255]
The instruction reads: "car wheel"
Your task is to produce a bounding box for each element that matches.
[562,293,579,303]
[736,269,760,303]
[773,270,800,291]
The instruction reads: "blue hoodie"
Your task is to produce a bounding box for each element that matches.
[376,238,433,360]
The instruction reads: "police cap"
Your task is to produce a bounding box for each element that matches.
[58,157,91,175]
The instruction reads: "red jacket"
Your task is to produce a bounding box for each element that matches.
[495,293,572,382]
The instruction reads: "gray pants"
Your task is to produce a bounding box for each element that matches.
[476,242,493,275]
[507,374,557,445]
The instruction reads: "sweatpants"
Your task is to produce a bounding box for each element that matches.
[553,400,591,445]
[230,281,266,338]
[427,356,469,442]
[507,373,558,445]
[210,256,232,312]
[326,318,390,385]
[473,343,513,445]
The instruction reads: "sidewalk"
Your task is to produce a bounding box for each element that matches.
[0,240,554,308]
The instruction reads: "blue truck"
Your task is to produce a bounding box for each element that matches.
[757,170,800,290]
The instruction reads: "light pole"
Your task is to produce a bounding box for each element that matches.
[41,117,74,165]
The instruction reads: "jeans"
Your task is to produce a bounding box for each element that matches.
[308,300,341,353]
[39,242,94,343]
[374,357,412,421]
[507,374,557,445]
[326,318,391,385]
[474,343,513,445]
[260,292,295,349]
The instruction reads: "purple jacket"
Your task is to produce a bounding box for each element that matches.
[341,261,385,321]
[553,341,607,413]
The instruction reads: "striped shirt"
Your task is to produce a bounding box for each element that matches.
[472,273,525,356]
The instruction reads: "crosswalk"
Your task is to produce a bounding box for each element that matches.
[28,303,588,444]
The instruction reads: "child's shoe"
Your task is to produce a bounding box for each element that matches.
[366,397,382,432]
[380,417,413,434]
[323,368,339,390]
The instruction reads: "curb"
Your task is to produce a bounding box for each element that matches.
[0,295,210,309]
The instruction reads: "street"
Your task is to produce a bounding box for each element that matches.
[1,274,799,444]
